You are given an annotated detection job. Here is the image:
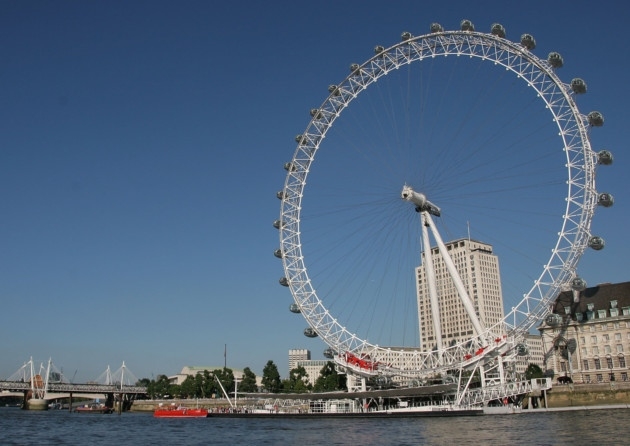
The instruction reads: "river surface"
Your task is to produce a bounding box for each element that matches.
[1,406,628,445]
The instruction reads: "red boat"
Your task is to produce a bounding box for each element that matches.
[153,404,208,418]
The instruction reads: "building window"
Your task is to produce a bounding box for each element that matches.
[623,307,630,316]
[596,374,603,383]
[607,357,614,368]
[620,357,626,368]
[561,362,567,372]
[611,308,619,317]
[611,300,618,309]
[576,313,583,321]
[587,303,595,311]
[605,345,612,354]
[609,373,615,382]
[582,347,587,356]
[564,306,571,315]
[591,335,597,343]
[622,372,628,382]
[615,333,622,341]
[583,359,589,370]
[594,358,601,370]
[585,374,591,383]
[604,334,610,342]
[593,346,599,355]
[618,345,624,353]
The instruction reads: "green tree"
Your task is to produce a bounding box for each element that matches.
[261,360,281,393]
[179,375,196,399]
[313,361,347,392]
[136,377,152,399]
[525,363,544,380]
[283,366,312,393]
[214,367,235,395]
[152,374,172,398]
[239,367,258,393]
[194,373,204,398]
[202,370,216,398]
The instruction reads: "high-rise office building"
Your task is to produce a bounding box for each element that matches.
[416,238,505,351]
[288,349,311,375]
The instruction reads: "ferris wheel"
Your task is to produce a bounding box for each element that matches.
[275,21,613,383]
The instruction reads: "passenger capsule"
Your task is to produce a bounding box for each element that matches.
[283,162,295,171]
[587,111,604,127]
[310,108,323,119]
[374,45,385,55]
[289,303,301,313]
[572,277,587,291]
[304,327,318,338]
[490,23,505,38]
[273,219,283,229]
[323,348,335,359]
[430,23,443,33]
[597,150,613,165]
[588,236,605,250]
[545,313,562,326]
[547,52,563,68]
[273,249,283,258]
[460,19,474,32]
[571,78,587,94]
[516,343,529,356]
[279,277,289,287]
[295,134,307,144]
[520,34,536,50]
[598,193,614,207]
[350,63,360,74]
[276,190,284,200]
[401,31,412,41]
[328,84,341,96]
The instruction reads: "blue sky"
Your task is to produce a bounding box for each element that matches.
[1,0,629,382]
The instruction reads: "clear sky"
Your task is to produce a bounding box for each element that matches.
[1,0,629,383]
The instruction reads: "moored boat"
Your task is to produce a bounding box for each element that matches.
[75,403,113,414]
[153,404,208,418]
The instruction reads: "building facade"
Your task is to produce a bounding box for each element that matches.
[288,349,311,376]
[168,366,262,388]
[515,333,545,376]
[296,359,329,386]
[538,281,630,384]
[415,238,505,351]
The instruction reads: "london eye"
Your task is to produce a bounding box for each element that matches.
[275,21,612,398]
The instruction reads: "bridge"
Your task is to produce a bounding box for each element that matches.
[0,381,147,395]
[0,357,147,411]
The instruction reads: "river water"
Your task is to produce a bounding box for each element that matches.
[1,406,628,445]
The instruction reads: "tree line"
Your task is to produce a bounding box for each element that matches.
[136,360,347,399]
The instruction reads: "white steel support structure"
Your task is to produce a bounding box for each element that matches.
[420,212,443,356]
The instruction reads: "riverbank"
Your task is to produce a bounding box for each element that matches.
[521,404,630,413]
[131,382,630,414]
[542,381,630,408]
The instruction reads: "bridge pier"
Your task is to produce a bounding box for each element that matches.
[106,393,114,410]
[21,390,27,410]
